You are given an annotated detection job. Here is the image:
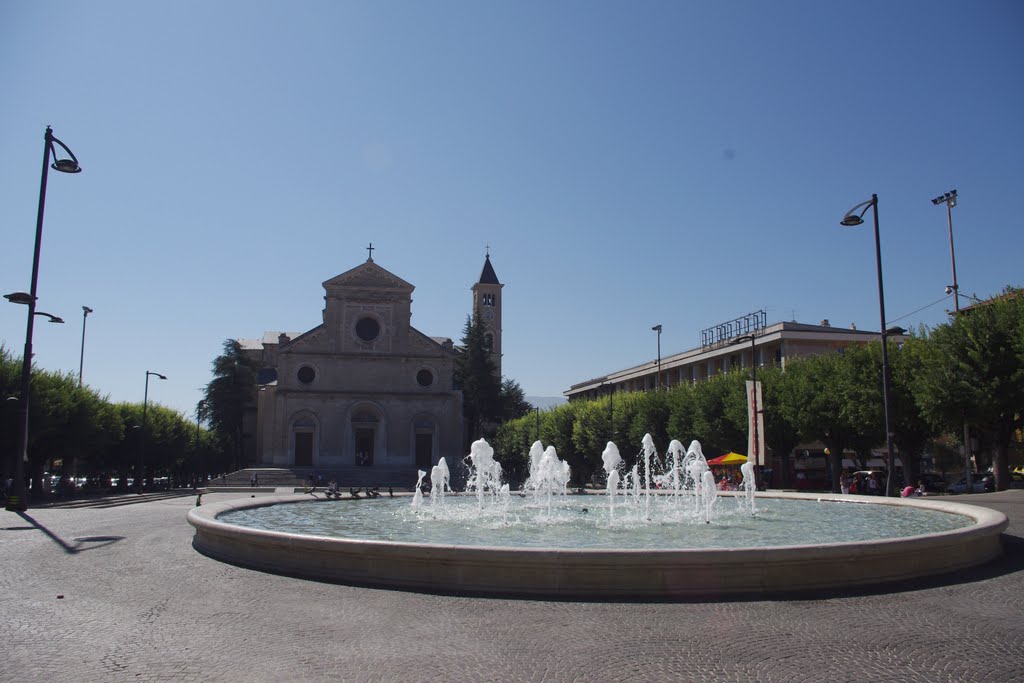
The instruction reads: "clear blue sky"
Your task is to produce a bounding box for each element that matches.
[2,1,1022,419]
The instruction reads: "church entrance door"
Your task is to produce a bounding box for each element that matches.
[415,433,433,469]
[294,432,313,466]
[355,428,374,466]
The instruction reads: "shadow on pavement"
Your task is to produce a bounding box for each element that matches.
[30,489,197,510]
[14,512,124,554]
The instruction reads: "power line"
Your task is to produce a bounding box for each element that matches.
[886,294,952,326]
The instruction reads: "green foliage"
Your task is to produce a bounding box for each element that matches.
[203,339,259,468]
[499,377,533,421]
[4,283,1021,495]
[689,373,746,454]
[625,390,672,453]
[759,364,801,488]
[0,344,209,495]
[887,334,936,485]
[456,313,503,441]
[914,288,1024,489]
[776,351,856,492]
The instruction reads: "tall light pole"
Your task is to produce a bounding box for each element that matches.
[79,306,93,387]
[932,188,972,491]
[840,194,897,497]
[138,371,167,494]
[931,189,959,312]
[6,127,81,512]
[652,325,662,390]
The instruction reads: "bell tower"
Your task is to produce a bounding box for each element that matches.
[471,251,503,379]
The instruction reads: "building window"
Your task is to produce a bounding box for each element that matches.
[417,369,434,387]
[482,293,495,307]
[355,316,381,342]
[297,366,316,384]
[483,333,494,352]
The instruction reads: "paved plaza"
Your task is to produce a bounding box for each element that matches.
[3,490,1024,683]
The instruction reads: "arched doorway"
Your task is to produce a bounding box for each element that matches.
[291,414,318,467]
[413,416,435,469]
[351,408,380,466]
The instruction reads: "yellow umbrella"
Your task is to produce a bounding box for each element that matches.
[706,452,747,466]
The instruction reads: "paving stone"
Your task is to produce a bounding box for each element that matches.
[2,491,1024,682]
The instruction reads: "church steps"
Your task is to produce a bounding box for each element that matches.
[212,466,428,491]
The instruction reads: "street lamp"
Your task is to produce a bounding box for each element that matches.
[840,194,897,497]
[138,371,167,494]
[79,306,93,387]
[932,189,959,313]
[932,189,974,492]
[5,295,65,325]
[651,324,662,390]
[5,128,81,512]
[731,333,761,470]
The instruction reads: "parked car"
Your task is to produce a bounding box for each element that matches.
[918,473,948,494]
[949,474,994,494]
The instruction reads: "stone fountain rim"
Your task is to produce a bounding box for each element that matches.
[187,491,1007,598]
[191,491,1000,553]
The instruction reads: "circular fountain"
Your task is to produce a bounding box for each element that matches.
[188,437,1007,599]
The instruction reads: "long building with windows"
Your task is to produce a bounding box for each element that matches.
[565,315,906,401]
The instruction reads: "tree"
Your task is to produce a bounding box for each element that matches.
[689,373,746,456]
[500,377,533,421]
[778,352,857,493]
[203,339,259,471]
[759,364,802,489]
[915,288,1024,490]
[455,314,503,443]
[887,333,937,487]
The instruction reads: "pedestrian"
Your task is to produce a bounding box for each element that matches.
[840,471,850,495]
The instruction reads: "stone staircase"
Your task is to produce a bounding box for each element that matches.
[210,466,426,491]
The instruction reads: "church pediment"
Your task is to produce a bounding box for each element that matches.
[323,260,414,295]
[409,328,456,355]
[284,325,327,351]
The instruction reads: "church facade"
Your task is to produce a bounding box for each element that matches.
[239,253,502,475]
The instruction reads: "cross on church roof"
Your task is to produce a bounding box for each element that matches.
[366,242,375,261]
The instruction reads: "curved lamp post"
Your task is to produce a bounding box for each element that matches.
[138,371,167,494]
[840,194,896,497]
[6,127,81,512]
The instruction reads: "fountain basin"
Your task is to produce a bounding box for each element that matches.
[188,491,1007,599]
